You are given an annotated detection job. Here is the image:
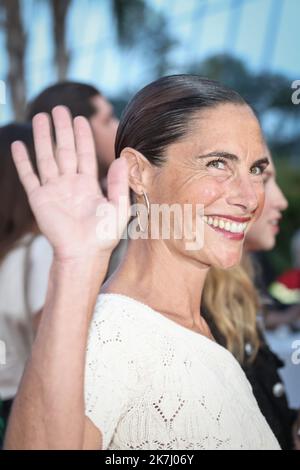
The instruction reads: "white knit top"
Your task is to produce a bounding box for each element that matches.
[84,293,280,450]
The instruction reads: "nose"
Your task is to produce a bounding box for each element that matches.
[274,183,288,212]
[226,174,260,215]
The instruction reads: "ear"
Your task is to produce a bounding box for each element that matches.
[120,147,152,196]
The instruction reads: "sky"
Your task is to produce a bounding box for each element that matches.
[0,0,299,123]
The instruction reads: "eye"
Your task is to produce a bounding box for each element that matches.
[206,158,226,170]
[250,165,266,176]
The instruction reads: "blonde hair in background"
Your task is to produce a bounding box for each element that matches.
[202,255,260,364]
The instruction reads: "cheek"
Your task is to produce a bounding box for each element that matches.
[259,198,271,224]
[254,181,274,224]
[92,121,109,141]
[247,204,273,247]
[95,130,113,153]
[253,184,265,219]
[198,184,223,206]
[178,179,225,207]
[111,120,119,137]
[94,126,106,142]
[246,218,274,251]
[249,217,266,241]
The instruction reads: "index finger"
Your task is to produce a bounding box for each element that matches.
[32,113,59,184]
[11,141,40,195]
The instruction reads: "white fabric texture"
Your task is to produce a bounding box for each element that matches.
[84,293,280,450]
[26,235,53,313]
[0,234,53,399]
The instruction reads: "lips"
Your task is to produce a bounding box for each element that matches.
[268,218,281,234]
[269,218,281,226]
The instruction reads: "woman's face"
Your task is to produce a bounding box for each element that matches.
[145,103,269,269]
[245,156,288,252]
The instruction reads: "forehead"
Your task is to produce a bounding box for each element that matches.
[90,95,112,116]
[175,103,267,158]
[264,152,275,174]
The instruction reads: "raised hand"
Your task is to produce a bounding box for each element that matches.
[11,106,129,261]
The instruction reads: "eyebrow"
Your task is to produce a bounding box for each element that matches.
[253,157,270,167]
[196,151,270,167]
[196,151,239,161]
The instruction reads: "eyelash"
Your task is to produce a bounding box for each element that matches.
[250,164,267,176]
[206,158,226,170]
[206,158,267,176]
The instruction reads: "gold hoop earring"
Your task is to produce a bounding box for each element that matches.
[136,190,150,232]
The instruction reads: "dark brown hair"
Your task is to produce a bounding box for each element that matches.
[26,81,101,121]
[115,74,246,164]
[0,123,37,262]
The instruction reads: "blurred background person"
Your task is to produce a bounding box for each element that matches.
[26,82,119,192]
[0,124,52,448]
[246,160,300,331]
[203,149,300,450]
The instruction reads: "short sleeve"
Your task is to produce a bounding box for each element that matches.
[27,236,53,314]
[84,301,137,449]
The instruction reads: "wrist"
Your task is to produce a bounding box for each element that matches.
[51,251,111,287]
[43,252,110,324]
[53,249,111,269]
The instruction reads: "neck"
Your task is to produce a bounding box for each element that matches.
[103,238,210,330]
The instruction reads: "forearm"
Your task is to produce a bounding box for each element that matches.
[4,255,109,450]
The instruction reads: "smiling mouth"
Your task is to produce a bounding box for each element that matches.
[203,215,250,237]
[269,219,281,233]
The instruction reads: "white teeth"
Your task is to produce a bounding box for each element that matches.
[231,222,238,233]
[203,216,249,234]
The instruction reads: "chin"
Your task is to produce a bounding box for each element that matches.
[260,238,276,252]
[250,234,276,252]
[211,249,243,270]
[217,258,240,270]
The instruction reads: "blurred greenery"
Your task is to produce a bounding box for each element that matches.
[187,54,300,156]
[111,0,176,79]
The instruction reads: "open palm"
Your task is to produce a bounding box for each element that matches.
[12,106,129,260]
